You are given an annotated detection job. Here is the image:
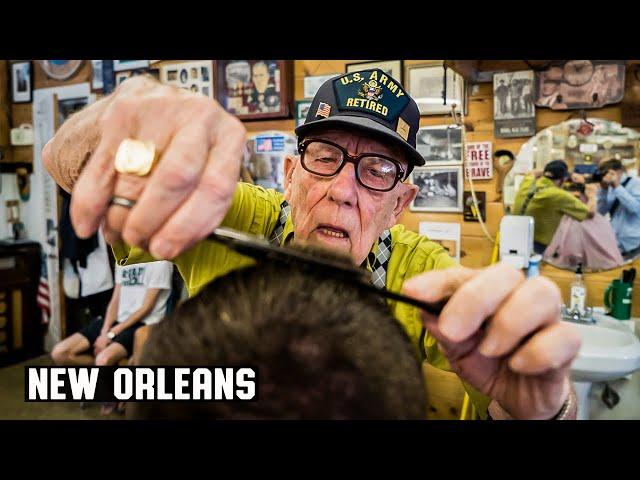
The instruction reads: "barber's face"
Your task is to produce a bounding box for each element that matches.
[284,129,418,265]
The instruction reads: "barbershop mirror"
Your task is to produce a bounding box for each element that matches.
[503,118,640,272]
[244,131,298,192]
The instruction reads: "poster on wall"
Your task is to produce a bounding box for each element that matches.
[463,190,486,222]
[493,70,535,138]
[419,222,461,262]
[160,61,214,98]
[465,142,493,180]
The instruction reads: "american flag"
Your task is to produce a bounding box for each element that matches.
[37,253,50,325]
[316,102,331,118]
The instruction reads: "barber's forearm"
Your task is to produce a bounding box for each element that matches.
[42,75,162,192]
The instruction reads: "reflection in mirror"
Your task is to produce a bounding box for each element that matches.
[503,119,640,272]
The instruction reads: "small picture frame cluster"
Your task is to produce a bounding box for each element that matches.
[160,61,215,98]
[11,61,32,103]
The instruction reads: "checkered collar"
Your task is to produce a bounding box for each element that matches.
[269,200,392,289]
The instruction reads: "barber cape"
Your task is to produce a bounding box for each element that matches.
[112,182,491,417]
[543,213,624,270]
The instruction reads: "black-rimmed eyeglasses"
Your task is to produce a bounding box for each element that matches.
[298,138,406,192]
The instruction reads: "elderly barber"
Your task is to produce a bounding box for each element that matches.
[43,69,580,420]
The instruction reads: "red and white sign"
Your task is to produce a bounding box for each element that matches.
[465,142,493,180]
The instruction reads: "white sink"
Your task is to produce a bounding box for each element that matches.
[564,315,640,382]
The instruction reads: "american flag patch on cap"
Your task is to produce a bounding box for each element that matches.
[316,102,331,118]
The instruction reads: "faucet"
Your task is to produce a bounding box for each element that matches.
[561,304,596,324]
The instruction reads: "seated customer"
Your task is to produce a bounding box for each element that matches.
[51,260,174,369]
[127,247,427,420]
[542,180,623,270]
[513,160,595,254]
[597,158,640,260]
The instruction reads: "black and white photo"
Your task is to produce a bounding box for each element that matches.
[416,125,463,165]
[493,70,535,138]
[295,100,312,127]
[11,61,32,103]
[409,166,463,212]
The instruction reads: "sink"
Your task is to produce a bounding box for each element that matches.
[564,315,640,382]
[563,314,640,420]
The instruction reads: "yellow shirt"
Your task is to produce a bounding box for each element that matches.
[112,182,491,417]
[512,175,589,245]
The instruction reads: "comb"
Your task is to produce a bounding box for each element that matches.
[207,227,446,316]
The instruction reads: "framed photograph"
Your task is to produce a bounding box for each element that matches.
[160,61,214,98]
[346,60,403,82]
[216,60,292,120]
[114,60,149,72]
[494,70,535,138]
[416,125,463,165]
[303,73,339,99]
[11,61,32,103]
[409,166,463,213]
[91,60,104,92]
[419,221,461,262]
[295,100,312,127]
[405,63,465,115]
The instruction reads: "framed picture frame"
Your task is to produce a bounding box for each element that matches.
[409,166,463,213]
[115,70,132,86]
[160,61,215,98]
[404,62,465,115]
[11,61,32,103]
[91,60,104,92]
[295,100,312,127]
[345,60,403,82]
[113,60,149,72]
[216,60,293,120]
[303,73,339,99]
[416,125,464,166]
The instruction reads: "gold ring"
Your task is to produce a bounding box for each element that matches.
[114,138,158,176]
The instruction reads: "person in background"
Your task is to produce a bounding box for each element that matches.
[51,260,173,368]
[597,158,640,260]
[513,160,596,254]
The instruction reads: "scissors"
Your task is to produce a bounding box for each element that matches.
[207,227,446,316]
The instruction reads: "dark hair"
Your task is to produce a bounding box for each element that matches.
[128,246,427,420]
[599,158,624,174]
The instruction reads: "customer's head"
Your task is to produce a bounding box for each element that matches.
[543,160,569,186]
[128,246,427,419]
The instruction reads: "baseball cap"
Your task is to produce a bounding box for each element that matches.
[294,69,424,173]
[543,160,570,180]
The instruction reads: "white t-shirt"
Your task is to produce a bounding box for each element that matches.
[115,260,174,325]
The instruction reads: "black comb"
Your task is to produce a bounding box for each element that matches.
[207,227,446,316]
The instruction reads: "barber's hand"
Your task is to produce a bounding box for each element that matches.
[403,263,581,420]
[570,172,585,184]
[62,76,247,259]
[94,334,111,356]
[601,170,617,188]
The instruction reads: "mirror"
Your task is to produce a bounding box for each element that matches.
[503,118,640,272]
